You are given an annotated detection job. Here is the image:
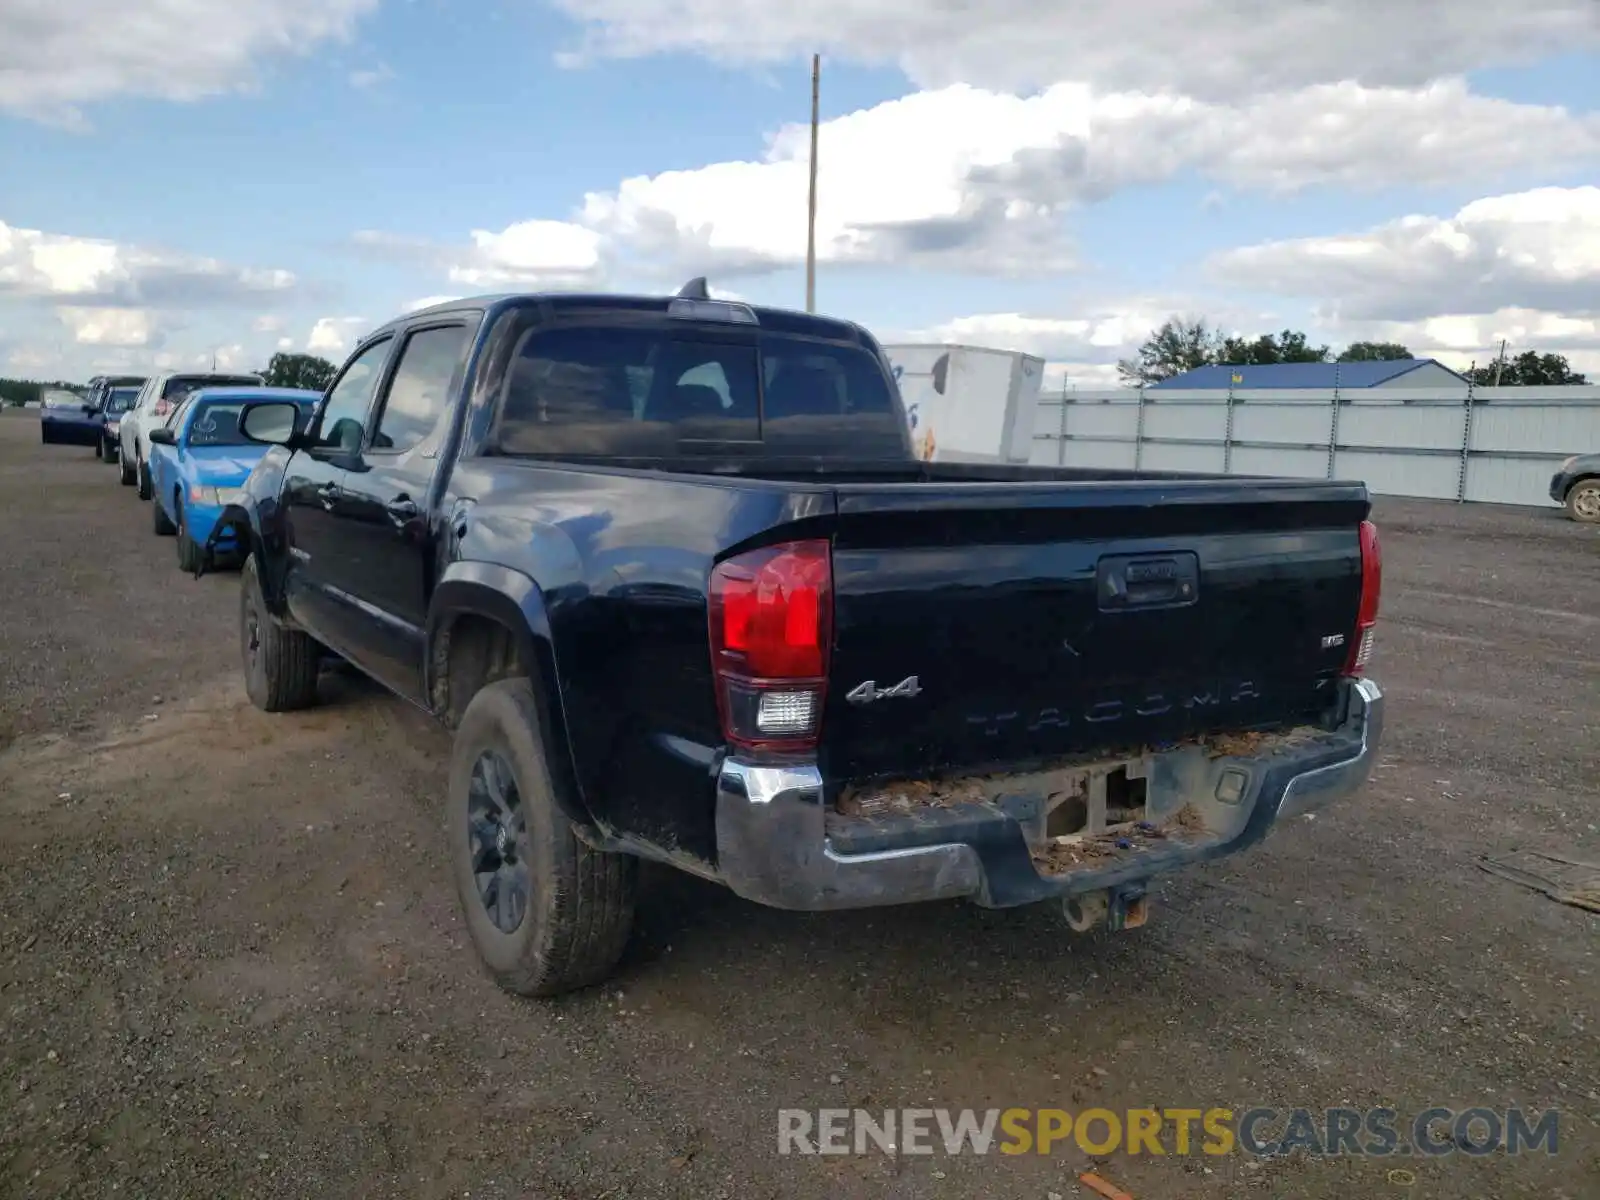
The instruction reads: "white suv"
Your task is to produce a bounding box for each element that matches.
[120,371,263,496]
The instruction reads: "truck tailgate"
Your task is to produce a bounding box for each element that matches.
[822,478,1369,781]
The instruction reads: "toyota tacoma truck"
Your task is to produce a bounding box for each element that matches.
[205,282,1385,997]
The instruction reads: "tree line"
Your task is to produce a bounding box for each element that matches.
[0,377,84,406]
[1117,317,1588,387]
[0,354,339,407]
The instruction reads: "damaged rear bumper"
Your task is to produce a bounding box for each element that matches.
[714,677,1384,911]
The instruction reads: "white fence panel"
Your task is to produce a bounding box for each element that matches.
[1064,438,1138,469]
[1335,450,1460,499]
[1463,455,1560,507]
[1471,402,1597,455]
[1026,383,1599,508]
[1232,446,1328,479]
[1141,441,1227,473]
[1232,402,1333,447]
[1142,401,1227,443]
[1337,401,1464,452]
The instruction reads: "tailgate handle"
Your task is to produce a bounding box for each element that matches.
[1098,553,1200,611]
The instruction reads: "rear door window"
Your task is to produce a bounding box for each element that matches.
[494,325,759,456]
[492,320,905,459]
[758,339,903,456]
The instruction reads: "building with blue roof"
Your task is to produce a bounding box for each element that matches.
[1148,359,1467,391]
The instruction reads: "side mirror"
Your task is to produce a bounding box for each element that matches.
[83,403,98,416]
[239,400,304,447]
[148,428,177,446]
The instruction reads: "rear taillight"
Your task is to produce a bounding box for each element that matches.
[708,539,832,755]
[153,400,171,417]
[1343,519,1381,676]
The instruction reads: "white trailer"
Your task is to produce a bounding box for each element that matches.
[882,343,1045,463]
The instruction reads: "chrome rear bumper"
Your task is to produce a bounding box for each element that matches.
[714,678,1384,911]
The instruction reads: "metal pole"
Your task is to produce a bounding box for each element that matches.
[1133,386,1147,468]
[1327,361,1340,479]
[1056,375,1069,466]
[1457,365,1476,503]
[1222,384,1236,475]
[805,53,820,314]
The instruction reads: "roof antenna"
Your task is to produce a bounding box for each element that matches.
[676,277,711,300]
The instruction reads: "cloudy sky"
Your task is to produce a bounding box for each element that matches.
[2,0,1598,386]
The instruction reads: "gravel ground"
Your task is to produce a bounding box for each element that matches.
[1,408,1596,1199]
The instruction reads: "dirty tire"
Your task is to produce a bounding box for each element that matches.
[240,554,320,712]
[1565,479,1600,524]
[175,504,199,572]
[99,437,117,463]
[136,457,152,500]
[118,449,135,485]
[152,495,176,536]
[449,678,637,998]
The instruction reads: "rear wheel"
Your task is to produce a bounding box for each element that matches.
[449,678,637,997]
[99,437,117,463]
[118,446,135,485]
[152,494,176,536]
[240,554,320,711]
[175,503,199,571]
[1566,479,1600,524]
[136,456,152,500]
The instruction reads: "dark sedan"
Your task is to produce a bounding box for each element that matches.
[38,390,101,446]
[95,385,144,462]
[1551,454,1600,524]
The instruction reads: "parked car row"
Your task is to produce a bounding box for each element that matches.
[41,284,1391,1001]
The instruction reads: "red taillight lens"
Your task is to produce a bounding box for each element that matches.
[708,539,832,754]
[153,400,171,417]
[1343,519,1381,676]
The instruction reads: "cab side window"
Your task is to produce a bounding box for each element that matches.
[313,338,392,454]
[371,325,469,454]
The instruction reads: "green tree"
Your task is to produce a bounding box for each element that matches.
[1337,341,1413,362]
[258,352,337,391]
[1216,329,1330,365]
[1117,316,1221,385]
[1465,351,1588,387]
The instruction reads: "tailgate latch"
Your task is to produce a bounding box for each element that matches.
[1096,552,1200,612]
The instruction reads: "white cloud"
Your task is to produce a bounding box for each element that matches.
[349,63,394,89]
[0,0,378,122]
[276,336,295,350]
[55,306,158,347]
[565,80,1599,280]
[549,0,1599,100]
[1329,308,1600,377]
[905,298,1282,388]
[913,309,1174,362]
[0,218,296,306]
[446,221,606,288]
[306,317,368,356]
[1211,186,1600,321]
[403,295,463,313]
[254,315,285,333]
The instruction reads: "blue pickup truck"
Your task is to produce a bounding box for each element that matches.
[203,282,1385,996]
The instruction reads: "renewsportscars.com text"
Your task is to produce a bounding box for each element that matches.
[777,1106,1560,1158]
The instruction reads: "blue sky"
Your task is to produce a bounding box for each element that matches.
[2,0,1598,386]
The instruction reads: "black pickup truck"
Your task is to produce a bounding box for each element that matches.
[208,283,1385,997]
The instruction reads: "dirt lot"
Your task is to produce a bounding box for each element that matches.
[1,407,1596,1199]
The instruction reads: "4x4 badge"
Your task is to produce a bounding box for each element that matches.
[846,676,922,705]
